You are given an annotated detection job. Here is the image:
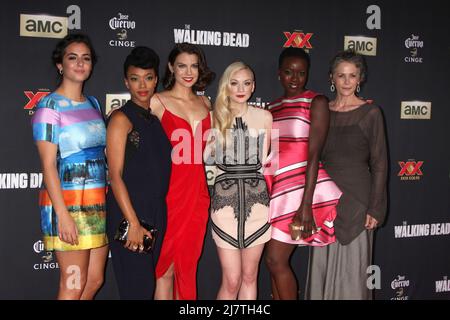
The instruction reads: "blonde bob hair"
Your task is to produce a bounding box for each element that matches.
[213,61,254,140]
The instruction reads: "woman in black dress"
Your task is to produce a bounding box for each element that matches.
[306,49,387,300]
[106,47,172,299]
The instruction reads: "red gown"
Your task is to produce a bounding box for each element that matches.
[155,95,211,300]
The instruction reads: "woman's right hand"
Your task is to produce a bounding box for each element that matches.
[57,212,79,246]
[125,222,153,253]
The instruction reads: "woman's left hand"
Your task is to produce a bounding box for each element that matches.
[365,214,378,230]
[293,205,318,239]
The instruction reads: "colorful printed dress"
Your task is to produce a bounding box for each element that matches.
[32,92,108,251]
[264,91,342,246]
[209,106,271,249]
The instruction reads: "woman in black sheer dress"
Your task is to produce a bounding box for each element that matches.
[306,49,388,300]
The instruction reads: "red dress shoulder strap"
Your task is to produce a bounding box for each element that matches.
[154,93,167,110]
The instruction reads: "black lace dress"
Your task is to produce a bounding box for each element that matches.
[208,106,271,249]
[106,100,172,299]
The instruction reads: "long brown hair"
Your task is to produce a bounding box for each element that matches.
[162,43,215,91]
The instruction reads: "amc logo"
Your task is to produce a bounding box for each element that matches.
[344,36,377,56]
[401,101,431,119]
[105,93,131,117]
[20,6,80,39]
[20,14,68,39]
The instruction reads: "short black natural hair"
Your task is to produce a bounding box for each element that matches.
[278,47,311,71]
[163,43,215,91]
[329,49,368,83]
[52,33,97,77]
[123,46,160,78]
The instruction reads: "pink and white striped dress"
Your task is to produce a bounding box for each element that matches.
[264,90,342,246]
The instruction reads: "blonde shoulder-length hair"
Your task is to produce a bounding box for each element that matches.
[213,61,254,141]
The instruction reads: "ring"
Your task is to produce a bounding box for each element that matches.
[132,245,138,250]
[139,245,144,250]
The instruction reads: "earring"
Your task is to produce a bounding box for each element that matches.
[278,75,280,81]
[356,84,360,93]
[59,69,63,75]
[330,83,335,92]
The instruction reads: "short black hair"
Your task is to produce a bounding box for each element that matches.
[52,33,97,77]
[123,46,160,78]
[163,42,215,91]
[329,49,368,83]
[278,47,311,71]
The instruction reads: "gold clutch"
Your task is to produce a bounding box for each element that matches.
[288,222,304,241]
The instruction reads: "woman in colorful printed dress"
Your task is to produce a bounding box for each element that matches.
[207,62,272,299]
[264,47,342,300]
[149,43,215,300]
[32,33,108,300]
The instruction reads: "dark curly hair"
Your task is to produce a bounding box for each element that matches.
[162,43,215,91]
[123,46,160,78]
[52,33,97,78]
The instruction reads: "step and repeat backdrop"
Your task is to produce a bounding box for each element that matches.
[0,0,449,299]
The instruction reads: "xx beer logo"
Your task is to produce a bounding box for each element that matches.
[24,90,50,115]
[398,160,423,180]
[283,31,313,50]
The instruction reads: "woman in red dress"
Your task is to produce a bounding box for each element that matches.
[150,43,215,299]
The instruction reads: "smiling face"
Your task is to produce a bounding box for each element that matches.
[278,56,308,97]
[169,52,199,89]
[227,68,254,106]
[57,42,92,84]
[125,66,157,108]
[331,61,361,97]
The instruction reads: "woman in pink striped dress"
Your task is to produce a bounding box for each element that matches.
[264,48,342,300]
